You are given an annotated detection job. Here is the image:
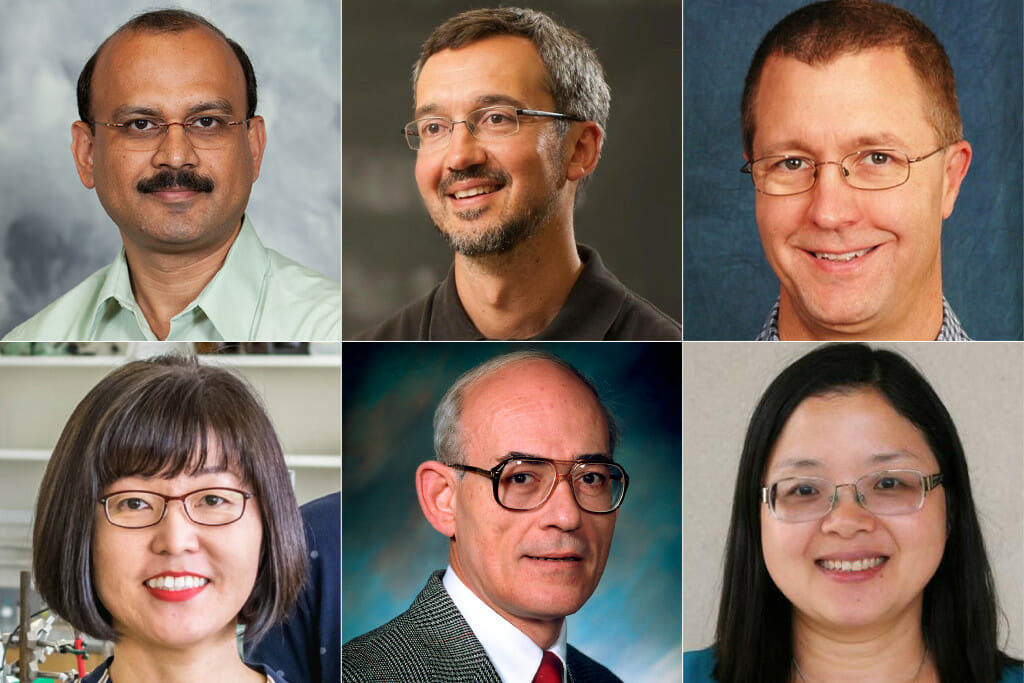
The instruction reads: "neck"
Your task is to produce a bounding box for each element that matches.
[106,628,262,683]
[122,221,242,340]
[790,610,934,683]
[452,220,582,339]
[777,279,944,341]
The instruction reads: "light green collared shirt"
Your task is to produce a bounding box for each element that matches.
[3,216,339,341]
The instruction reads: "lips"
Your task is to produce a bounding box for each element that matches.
[143,571,210,602]
[452,184,500,199]
[817,556,887,572]
[525,552,582,562]
[811,246,876,262]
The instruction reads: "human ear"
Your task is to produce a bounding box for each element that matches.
[566,121,603,182]
[246,115,267,182]
[416,460,458,538]
[70,121,97,189]
[940,140,972,219]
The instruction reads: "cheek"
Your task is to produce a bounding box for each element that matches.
[414,156,440,195]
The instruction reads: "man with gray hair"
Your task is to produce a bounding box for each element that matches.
[343,350,626,681]
[355,7,679,341]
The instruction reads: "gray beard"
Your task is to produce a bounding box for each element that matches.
[434,185,561,258]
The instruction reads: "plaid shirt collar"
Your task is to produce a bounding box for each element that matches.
[756,296,970,341]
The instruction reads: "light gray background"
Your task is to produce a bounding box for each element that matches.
[0,0,340,337]
[683,342,1024,658]
[342,0,681,337]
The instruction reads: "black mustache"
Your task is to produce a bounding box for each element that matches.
[137,170,215,194]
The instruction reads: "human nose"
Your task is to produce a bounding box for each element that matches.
[819,483,876,537]
[151,122,199,169]
[539,474,584,531]
[149,499,201,554]
[443,120,487,170]
[805,161,860,229]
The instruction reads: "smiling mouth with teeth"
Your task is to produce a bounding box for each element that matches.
[145,575,209,591]
[452,185,500,200]
[812,246,876,262]
[817,556,887,572]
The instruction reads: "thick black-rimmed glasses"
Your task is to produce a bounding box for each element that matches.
[90,116,252,151]
[741,146,948,196]
[98,487,253,528]
[761,469,943,523]
[449,457,628,513]
[403,105,583,151]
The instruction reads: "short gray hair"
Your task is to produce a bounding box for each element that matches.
[433,350,619,471]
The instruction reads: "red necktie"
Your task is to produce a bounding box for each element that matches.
[532,651,563,683]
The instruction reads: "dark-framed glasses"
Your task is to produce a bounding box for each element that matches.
[90,116,251,151]
[449,457,628,513]
[98,487,253,528]
[762,469,943,523]
[740,146,947,196]
[403,105,583,151]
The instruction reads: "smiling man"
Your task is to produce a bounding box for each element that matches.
[343,350,625,682]
[742,0,972,341]
[354,7,679,340]
[3,9,339,341]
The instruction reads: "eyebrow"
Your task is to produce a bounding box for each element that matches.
[757,133,912,158]
[415,94,527,119]
[770,450,923,475]
[108,99,236,121]
[501,451,612,464]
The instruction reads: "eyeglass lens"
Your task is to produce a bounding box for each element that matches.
[103,488,248,528]
[768,469,929,522]
[497,459,625,512]
[752,150,912,195]
[405,106,520,151]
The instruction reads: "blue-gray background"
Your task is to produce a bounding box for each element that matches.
[684,0,1023,340]
[0,0,340,338]
[342,342,682,681]
[342,0,681,337]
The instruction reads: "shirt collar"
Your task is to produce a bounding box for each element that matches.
[86,215,269,339]
[756,295,971,341]
[443,565,568,683]
[428,244,627,340]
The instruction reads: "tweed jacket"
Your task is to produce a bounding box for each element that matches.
[343,570,623,683]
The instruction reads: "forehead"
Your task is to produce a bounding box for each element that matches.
[460,360,609,461]
[752,47,936,154]
[415,34,552,116]
[766,388,938,476]
[90,26,246,116]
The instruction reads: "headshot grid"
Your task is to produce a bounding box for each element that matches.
[684,342,1024,682]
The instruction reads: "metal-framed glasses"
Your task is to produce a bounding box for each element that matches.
[741,146,947,196]
[98,487,253,528]
[449,457,628,513]
[90,115,251,151]
[762,469,943,523]
[403,105,583,151]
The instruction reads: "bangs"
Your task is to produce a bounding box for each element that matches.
[90,363,259,491]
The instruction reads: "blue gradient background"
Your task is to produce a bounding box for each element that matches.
[342,342,681,681]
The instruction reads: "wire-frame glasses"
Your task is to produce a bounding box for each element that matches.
[90,115,251,151]
[403,105,583,151]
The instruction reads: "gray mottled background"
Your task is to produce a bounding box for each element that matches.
[342,0,682,337]
[0,0,340,337]
[684,0,1023,339]
[342,342,682,681]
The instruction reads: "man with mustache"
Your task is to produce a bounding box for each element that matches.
[354,8,679,340]
[343,350,626,682]
[3,9,339,341]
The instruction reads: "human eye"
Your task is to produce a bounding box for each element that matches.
[779,479,821,499]
[121,118,161,134]
[113,495,154,512]
[189,115,227,130]
[772,157,810,173]
[861,150,895,166]
[479,108,515,126]
[871,471,915,491]
[418,119,449,139]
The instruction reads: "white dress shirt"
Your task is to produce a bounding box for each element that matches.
[444,565,568,683]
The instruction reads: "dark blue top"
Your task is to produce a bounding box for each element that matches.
[247,491,340,683]
[683,647,1024,682]
[81,657,288,682]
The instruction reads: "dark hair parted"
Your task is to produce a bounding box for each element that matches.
[77,9,257,128]
[741,0,962,159]
[33,355,307,645]
[714,343,1020,683]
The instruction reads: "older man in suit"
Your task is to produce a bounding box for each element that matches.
[343,350,625,682]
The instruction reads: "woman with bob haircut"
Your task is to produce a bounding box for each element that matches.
[684,343,1023,683]
[32,355,308,683]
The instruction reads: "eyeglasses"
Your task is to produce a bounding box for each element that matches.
[403,105,583,151]
[449,457,628,513]
[741,146,947,196]
[762,469,943,523]
[98,487,253,528]
[90,116,251,151]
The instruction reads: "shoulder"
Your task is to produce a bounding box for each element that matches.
[351,287,438,340]
[2,265,113,341]
[683,647,717,682]
[260,248,340,340]
[607,288,682,340]
[566,644,623,682]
